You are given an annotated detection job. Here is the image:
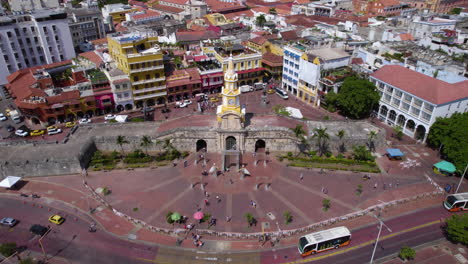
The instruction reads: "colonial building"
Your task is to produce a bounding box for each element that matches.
[0,10,76,85]
[107,32,166,107]
[166,68,202,103]
[195,54,224,94]
[370,65,468,141]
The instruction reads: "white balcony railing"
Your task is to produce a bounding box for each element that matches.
[130,64,164,73]
[132,77,165,86]
[133,85,166,94]
[133,91,167,101]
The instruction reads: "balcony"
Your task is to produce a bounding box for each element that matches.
[133,91,167,101]
[132,77,165,86]
[130,64,164,73]
[133,85,166,94]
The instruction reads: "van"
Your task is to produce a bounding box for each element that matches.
[275,88,289,99]
[253,82,265,90]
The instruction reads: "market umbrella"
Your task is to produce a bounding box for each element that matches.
[171,212,181,221]
[193,211,204,220]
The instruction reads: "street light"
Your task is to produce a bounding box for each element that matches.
[455,164,468,194]
[39,228,52,262]
[370,216,392,264]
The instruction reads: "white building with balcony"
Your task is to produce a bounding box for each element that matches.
[370,65,468,142]
[0,10,76,85]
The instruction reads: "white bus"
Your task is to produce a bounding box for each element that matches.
[444,192,468,212]
[298,226,351,257]
[275,88,288,99]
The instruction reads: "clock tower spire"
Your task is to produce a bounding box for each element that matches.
[216,55,244,129]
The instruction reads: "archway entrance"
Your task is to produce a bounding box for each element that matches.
[226,136,237,150]
[415,125,426,141]
[255,139,266,152]
[196,139,207,152]
[31,117,40,125]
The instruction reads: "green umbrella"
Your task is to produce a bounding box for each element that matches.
[171,212,181,221]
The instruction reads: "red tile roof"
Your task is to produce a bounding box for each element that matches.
[280,30,299,41]
[249,36,268,45]
[166,68,201,87]
[262,52,283,67]
[285,15,317,28]
[252,6,290,15]
[371,65,468,105]
[79,51,103,67]
[224,10,254,20]
[132,10,161,20]
[176,30,220,42]
[351,58,364,64]
[399,33,414,41]
[160,0,189,5]
[206,0,245,13]
[47,90,81,104]
[90,38,108,46]
[150,4,185,13]
[114,23,128,32]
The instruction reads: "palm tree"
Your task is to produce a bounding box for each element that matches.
[140,136,153,156]
[116,135,129,155]
[312,127,330,156]
[291,124,307,154]
[336,130,346,153]
[269,7,277,14]
[256,14,266,27]
[367,131,378,152]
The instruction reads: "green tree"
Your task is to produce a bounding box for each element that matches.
[398,246,416,260]
[269,8,277,14]
[312,127,330,156]
[394,126,403,140]
[20,258,35,264]
[367,131,378,152]
[322,199,331,211]
[324,91,339,112]
[336,130,346,153]
[140,136,153,156]
[445,214,468,245]
[244,213,256,227]
[256,14,266,27]
[116,135,128,155]
[283,211,293,224]
[449,7,462,14]
[427,113,468,174]
[330,76,380,119]
[352,145,374,161]
[0,242,17,257]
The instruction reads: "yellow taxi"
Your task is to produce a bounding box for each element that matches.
[5,109,11,116]
[65,121,76,128]
[30,130,45,136]
[48,215,65,225]
[267,89,275,94]
[209,97,219,102]
[47,126,58,131]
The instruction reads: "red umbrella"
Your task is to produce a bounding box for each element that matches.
[193,211,204,220]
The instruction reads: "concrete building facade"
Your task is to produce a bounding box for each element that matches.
[67,8,106,50]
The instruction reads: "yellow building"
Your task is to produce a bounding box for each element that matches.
[103,4,138,24]
[217,56,244,129]
[204,13,233,26]
[203,43,263,86]
[108,32,166,107]
[246,36,283,56]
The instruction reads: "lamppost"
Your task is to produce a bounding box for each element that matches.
[455,164,468,194]
[39,228,52,262]
[370,216,392,264]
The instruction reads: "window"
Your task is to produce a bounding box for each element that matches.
[386,86,393,94]
[422,112,431,121]
[7,32,12,38]
[394,90,402,98]
[424,103,434,113]
[146,74,150,80]
[402,102,410,111]
[134,76,139,82]
[413,99,422,107]
[384,94,391,102]
[411,107,420,116]
[378,82,385,89]
[392,98,400,106]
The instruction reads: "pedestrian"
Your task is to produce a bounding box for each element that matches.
[250,200,254,207]
[229,179,234,184]
[374,183,378,189]
[205,191,209,197]
[389,183,392,189]
[253,201,257,208]
[321,186,325,193]
[204,199,209,206]
[299,173,303,180]
[253,152,256,158]
[216,195,221,203]
[383,183,387,190]
[226,216,231,222]
[324,188,328,194]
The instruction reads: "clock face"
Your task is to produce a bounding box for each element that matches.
[228,99,235,105]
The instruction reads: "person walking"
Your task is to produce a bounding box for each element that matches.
[216,195,221,203]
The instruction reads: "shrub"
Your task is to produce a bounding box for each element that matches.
[130,117,145,122]
[446,214,468,244]
[102,165,115,170]
[110,151,120,160]
[133,207,139,212]
[0,242,17,257]
[309,150,317,157]
[182,151,189,158]
[102,186,111,195]
[399,246,416,260]
[322,199,331,211]
[323,115,330,121]
[108,119,117,123]
[325,151,332,158]
[244,213,256,227]
[287,152,293,157]
[284,211,293,225]
[201,213,212,223]
[356,184,363,196]
[336,154,344,159]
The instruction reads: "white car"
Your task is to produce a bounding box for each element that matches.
[79,118,91,124]
[15,129,28,137]
[179,100,192,108]
[0,113,6,121]
[0,217,18,227]
[104,114,116,121]
[47,128,62,135]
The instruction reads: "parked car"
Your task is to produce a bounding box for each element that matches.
[267,89,275,94]
[47,128,62,135]
[104,114,116,121]
[79,118,91,124]
[178,100,192,108]
[15,129,28,137]
[0,217,18,227]
[30,130,45,136]
[0,113,7,121]
[65,121,76,128]
[48,215,65,225]
[30,224,48,236]
[47,126,58,131]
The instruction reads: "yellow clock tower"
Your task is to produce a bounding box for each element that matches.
[217,56,244,129]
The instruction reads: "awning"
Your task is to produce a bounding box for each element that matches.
[0,176,22,188]
[434,161,456,173]
[100,95,111,100]
[386,148,404,157]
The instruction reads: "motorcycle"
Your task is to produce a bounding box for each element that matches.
[20,193,28,197]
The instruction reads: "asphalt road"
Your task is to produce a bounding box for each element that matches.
[0,196,455,264]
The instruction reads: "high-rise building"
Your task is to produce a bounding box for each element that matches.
[8,0,60,12]
[0,10,76,85]
[107,32,166,107]
[67,8,106,51]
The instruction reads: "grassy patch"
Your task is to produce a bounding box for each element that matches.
[285,155,380,173]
